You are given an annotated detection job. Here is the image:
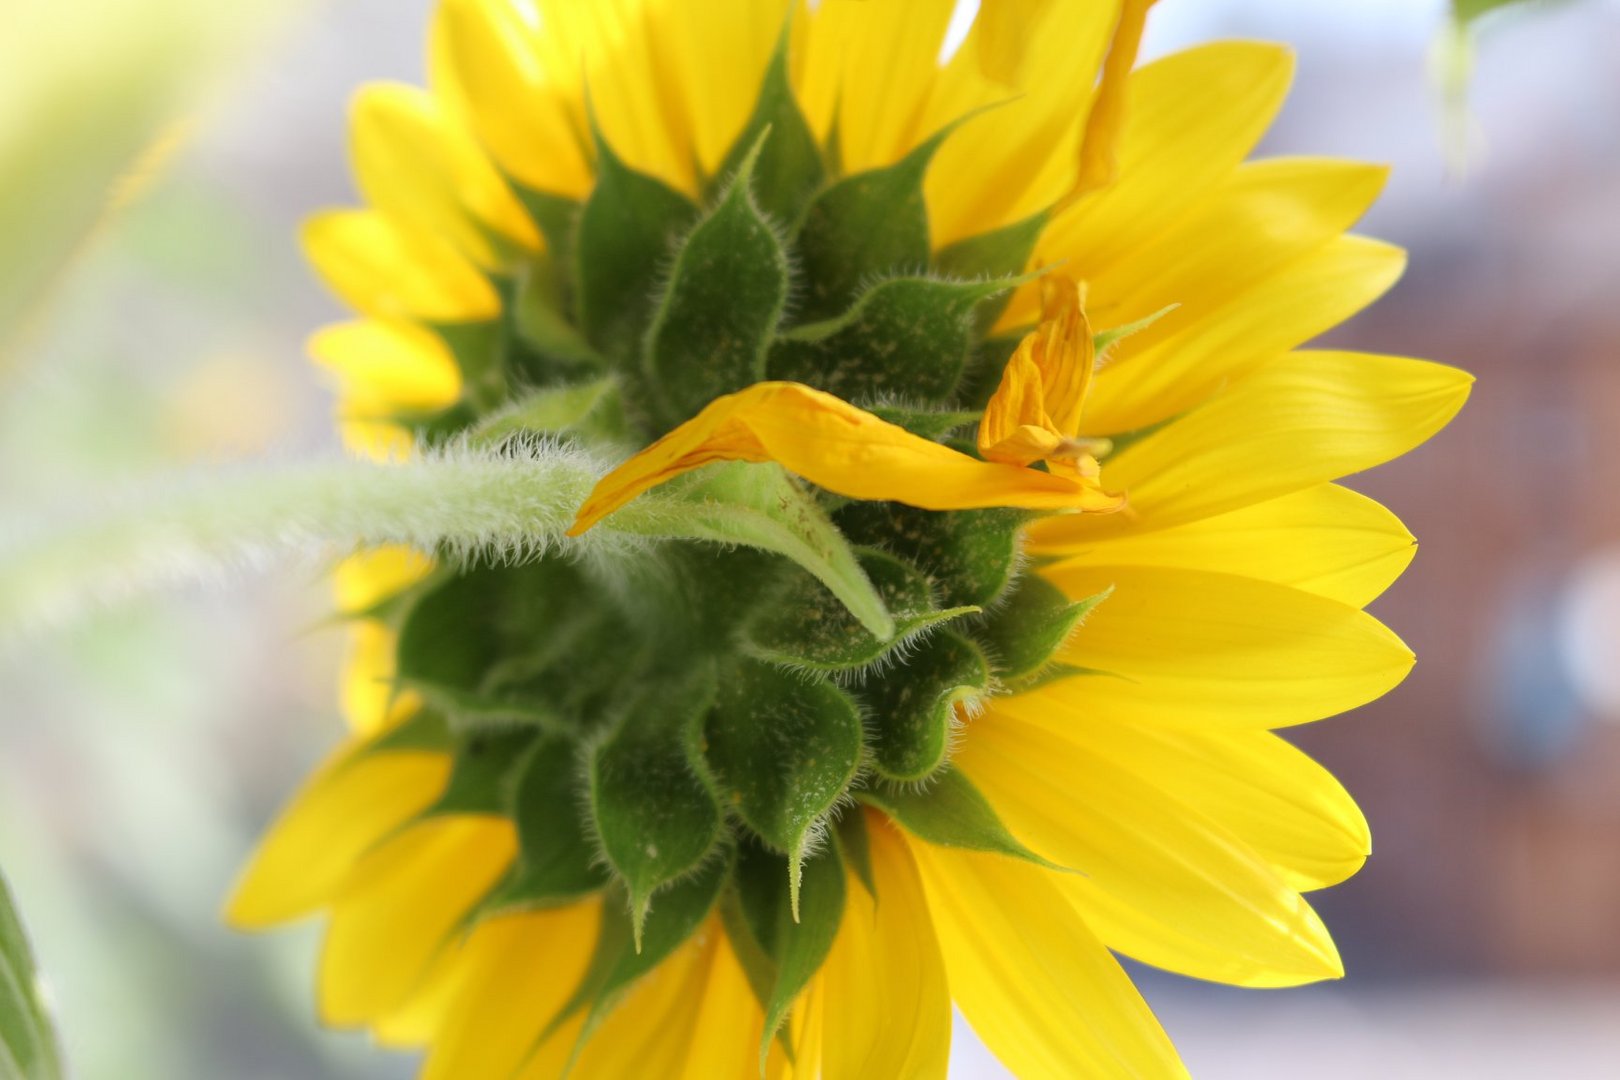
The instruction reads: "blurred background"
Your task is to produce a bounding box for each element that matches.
[1,0,1618,1077]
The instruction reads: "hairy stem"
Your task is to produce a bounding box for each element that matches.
[0,440,655,637]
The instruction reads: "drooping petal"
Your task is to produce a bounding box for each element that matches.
[224,743,450,928]
[1053,352,1472,538]
[350,82,541,269]
[301,208,499,323]
[989,693,1371,892]
[818,813,951,1080]
[1072,0,1157,196]
[909,837,1187,1079]
[318,816,517,1027]
[567,382,1124,535]
[1033,482,1417,608]
[1045,565,1414,729]
[959,707,1348,986]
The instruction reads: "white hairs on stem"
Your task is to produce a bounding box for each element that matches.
[0,436,658,640]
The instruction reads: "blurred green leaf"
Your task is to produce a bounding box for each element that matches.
[0,871,65,1080]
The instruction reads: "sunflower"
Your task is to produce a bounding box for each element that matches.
[227,1,1471,1076]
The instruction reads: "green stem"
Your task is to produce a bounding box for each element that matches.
[0,440,653,636]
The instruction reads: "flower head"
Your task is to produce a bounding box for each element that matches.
[230,2,1471,1077]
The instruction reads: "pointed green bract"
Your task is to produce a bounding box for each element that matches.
[573,129,697,361]
[433,318,507,411]
[481,737,608,914]
[471,376,619,444]
[615,461,894,639]
[865,629,989,780]
[977,576,1110,681]
[747,548,975,671]
[645,137,789,426]
[933,210,1049,334]
[420,726,537,817]
[510,256,604,372]
[704,659,862,904]
[711,24,824,225]
[837,503,1032,609]
[588,663,724,939]
[758,845,845,1070]
[834,809,876,901]
[0,872,65,1080]
[769,274,1017,403]
[859,767,1058,868]
[793,125,956,321]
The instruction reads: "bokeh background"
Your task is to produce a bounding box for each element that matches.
[2,0,1618,1077]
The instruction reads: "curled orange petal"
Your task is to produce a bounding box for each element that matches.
[979,276,1100,471]
[567,381,1122,536]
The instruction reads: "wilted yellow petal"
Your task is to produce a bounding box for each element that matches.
[568,381,1123,535]
[1072,0,1158,198]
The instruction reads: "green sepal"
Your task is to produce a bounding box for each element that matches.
[746,548,976,671]
[419,726,538,818]
[514,187,581,274]
[510,255,604,372]
[833,809,876,901]
[703,659,862,909]
[977,576,1110,682]
[836,502,1033,609]
[362,708,455,757]
[859,767,1059,868]
[573,122,698,361]
[864,630,989,781]
[613,461,894,640]
[793,121,958,321]
[587,662,724,942]
[432,318,507,411]
[0,872,65,1080]
[396,679,559,735]
[1093,302,1179,358]
[645,134,789,426]
[470,376,619,445]
[733,841,846,1070]
[864,405,980,440]
[480,737,610,916]
[957,331,1021,410]
[932,209,1048,334]
[769,274,1019,403]
[711,22,824,225]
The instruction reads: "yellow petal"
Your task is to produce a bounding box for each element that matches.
[1032,482,1417,608]
[350,82,540,269]
[1045,565,1415,728]
[309,318,463,420]
[1083,235,1407,433]
[909,838,1187,1079]
[677,929,782,1079]
[223,740,450,929]
[972,0,1058,85]
[792,0,960,172]
[301,208,499,323]
[567,382,1123,535]
[990,692,1370,892]
[959,707,1348,986]
[571,928,716,1078]
[922,0,1119,242]
[1056,352,1473,539]
[818,813,951,1080]
[333,545,435,615]
[340,619,422,735]
[432,0,593,198]
[420,902,600,1080]
[1039,42,1294,275]
[1072,0,1157,197]
[319,815,517,1027]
